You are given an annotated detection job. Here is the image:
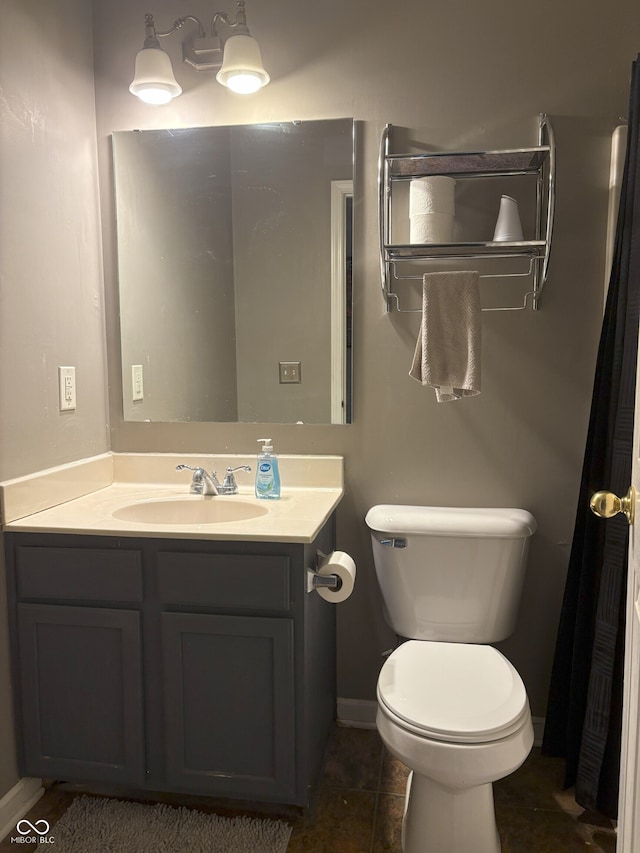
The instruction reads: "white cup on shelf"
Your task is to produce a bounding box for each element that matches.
[492,195,524,242]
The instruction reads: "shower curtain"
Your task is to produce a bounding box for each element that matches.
[542,55,640,818]
[541,53,640,819]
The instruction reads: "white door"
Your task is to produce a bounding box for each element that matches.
[590,331,640,851]
[618,340,640,852]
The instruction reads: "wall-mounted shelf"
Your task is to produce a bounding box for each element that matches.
[378,114,555,312]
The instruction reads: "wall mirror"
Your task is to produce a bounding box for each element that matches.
[112,118,354,424]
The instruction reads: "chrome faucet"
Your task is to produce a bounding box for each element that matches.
[176,464,222,495]
[176,464,252,495]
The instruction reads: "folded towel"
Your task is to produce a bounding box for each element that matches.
[409,270,481,402]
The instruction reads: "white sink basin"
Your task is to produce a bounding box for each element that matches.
[112,497,269,526]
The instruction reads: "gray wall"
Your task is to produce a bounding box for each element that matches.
[0,1,108,799]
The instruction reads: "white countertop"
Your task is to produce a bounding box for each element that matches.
[0,453,344,543]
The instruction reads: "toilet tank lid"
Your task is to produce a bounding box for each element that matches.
[365,505,537,538]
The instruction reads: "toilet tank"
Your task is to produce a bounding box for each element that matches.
[365,505,537,643]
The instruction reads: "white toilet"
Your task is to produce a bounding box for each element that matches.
[365,504,537,853]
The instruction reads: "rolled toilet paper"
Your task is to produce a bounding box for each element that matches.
[410,212,454,244]
[409,176,456,216]
[316,551,356,603]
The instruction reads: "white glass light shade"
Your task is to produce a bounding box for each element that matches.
[215,34,270,94]
[129,47,182,104]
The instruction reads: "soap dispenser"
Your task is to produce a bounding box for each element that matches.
[255,438,281,499]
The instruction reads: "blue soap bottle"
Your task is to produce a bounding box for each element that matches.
[255,438,281,499]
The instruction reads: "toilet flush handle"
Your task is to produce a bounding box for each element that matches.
[379,537,407,548]
[589,486,636,525]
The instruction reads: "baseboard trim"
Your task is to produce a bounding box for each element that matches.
[338,698,546,748]
[532,716,545,748]
[0,778,44,842]
[337,697,377,729]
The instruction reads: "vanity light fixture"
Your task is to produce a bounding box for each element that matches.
[129,0,269,105]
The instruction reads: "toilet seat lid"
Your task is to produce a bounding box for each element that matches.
[377,641,529,744]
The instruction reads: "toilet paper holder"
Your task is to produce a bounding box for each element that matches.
[306,551,342,594]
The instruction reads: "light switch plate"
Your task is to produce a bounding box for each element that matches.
[58,366,76,411]
[132,364,144,401]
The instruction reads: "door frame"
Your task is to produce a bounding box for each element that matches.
[330,179,353,424]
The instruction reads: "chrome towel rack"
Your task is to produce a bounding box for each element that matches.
[378,114,556,313]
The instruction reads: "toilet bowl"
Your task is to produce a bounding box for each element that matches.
[365,505,537,853]
[376,640,533,853]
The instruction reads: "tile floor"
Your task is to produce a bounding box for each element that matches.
[288,726,617,853]
[0,725,618,852]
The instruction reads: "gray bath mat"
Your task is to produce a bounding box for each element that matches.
[50,795,292,852]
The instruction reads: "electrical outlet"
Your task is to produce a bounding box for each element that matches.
[58,366,76,411]
[132,364,144,401]
[279,361,302,384]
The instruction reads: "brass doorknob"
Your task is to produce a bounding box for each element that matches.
[589,486,636,524]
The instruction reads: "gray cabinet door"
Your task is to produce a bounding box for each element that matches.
[17,604,145,785]
[161,612,296,800]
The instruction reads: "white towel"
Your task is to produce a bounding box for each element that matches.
[409,271,481,402]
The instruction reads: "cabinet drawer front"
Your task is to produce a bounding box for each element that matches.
[157,552,291,611]
[16,546,143,602]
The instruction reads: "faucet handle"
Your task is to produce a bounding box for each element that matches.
[176,464,219,478]
[222,465,252,493]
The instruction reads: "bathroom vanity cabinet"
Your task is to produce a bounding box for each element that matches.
[4,522,336,807]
